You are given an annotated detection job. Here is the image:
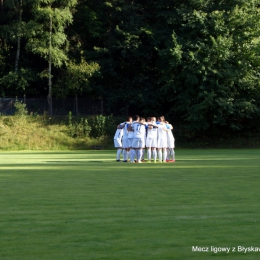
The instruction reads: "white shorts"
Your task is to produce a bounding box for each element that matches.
[122,138,130,149]
[132,138,145,148]
[146,138,157,148]
[128,138,133,148]
[167,139,175,149]
[157,138,167,149]
[114,138,122,148]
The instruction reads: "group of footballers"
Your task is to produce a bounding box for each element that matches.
[114,115,175,163]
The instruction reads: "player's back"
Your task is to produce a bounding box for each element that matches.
[114,127,124,140]
[157,124,167,139]
[133,122,146,139]
[166,128,174,141]
[122,122,130,139]
[147,125,158,139]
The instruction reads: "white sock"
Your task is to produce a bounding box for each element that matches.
[116,149,122,160]
[152,149,157,161]
[166,149,170,160]
[147,149,151,160]
[123,150,127,161]
[158,150,162,161]
[137,149,142,161]
[171,148,175,160]
[130,149,135,162]
[163,149,167,161]
[135,149,139,160]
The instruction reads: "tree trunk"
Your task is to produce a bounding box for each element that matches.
[15,0,22,73]
[48,15,53,115]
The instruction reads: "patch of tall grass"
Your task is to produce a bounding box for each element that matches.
[0,99,116,150]
[0,114,111,150]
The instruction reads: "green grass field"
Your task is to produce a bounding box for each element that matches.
[1,149,260,260]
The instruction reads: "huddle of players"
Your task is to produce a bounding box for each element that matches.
[114,115,175,163]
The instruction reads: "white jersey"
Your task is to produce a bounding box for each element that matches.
[157,124,167,140]
[166,129,174,141]
[122,122,130,139]
[133,122,146,139]
[127,122,135,139]
[114,127,124,140]
[121,122,131,148]
[146,124,158,139]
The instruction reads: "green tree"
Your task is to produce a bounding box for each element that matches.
[26,0,77,115]
[0,0,36,95]
[53,56,100,99]
[156,0,260,131]
[69,0,159,115]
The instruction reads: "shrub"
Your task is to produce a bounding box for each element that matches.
[89,114,114,139]
[67,111,91,138]
[14,100,28,116]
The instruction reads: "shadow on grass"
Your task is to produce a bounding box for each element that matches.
[46,161,104,163]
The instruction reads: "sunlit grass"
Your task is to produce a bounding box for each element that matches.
[0,116,111,150]
[1,149,260,260]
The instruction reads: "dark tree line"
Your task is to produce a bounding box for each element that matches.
[0,0,260,132]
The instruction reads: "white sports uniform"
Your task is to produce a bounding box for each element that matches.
[146,124,158,148]
[127,122,135,148]
[114,125,124,148]
[166,128,175,148]
[132,122,146,148]
[157,124,168,148]
[122,122,131,148]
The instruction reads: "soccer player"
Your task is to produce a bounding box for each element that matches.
[166,123,175,162]
[122,116,133,162]
[132,117,147,163]
[128,115,139,163]
[156,116,170,163]
[146,116,158,163]
[114,122,124,161]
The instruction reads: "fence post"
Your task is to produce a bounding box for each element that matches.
[48,95,52,116]
[11,98,13,114]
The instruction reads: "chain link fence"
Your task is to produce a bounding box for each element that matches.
[0,97,104,116]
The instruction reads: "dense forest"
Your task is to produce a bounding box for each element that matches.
[1,0,260,135]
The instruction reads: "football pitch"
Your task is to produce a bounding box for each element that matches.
[1,149,260,260]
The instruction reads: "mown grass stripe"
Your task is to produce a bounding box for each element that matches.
[1,149,260,260]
